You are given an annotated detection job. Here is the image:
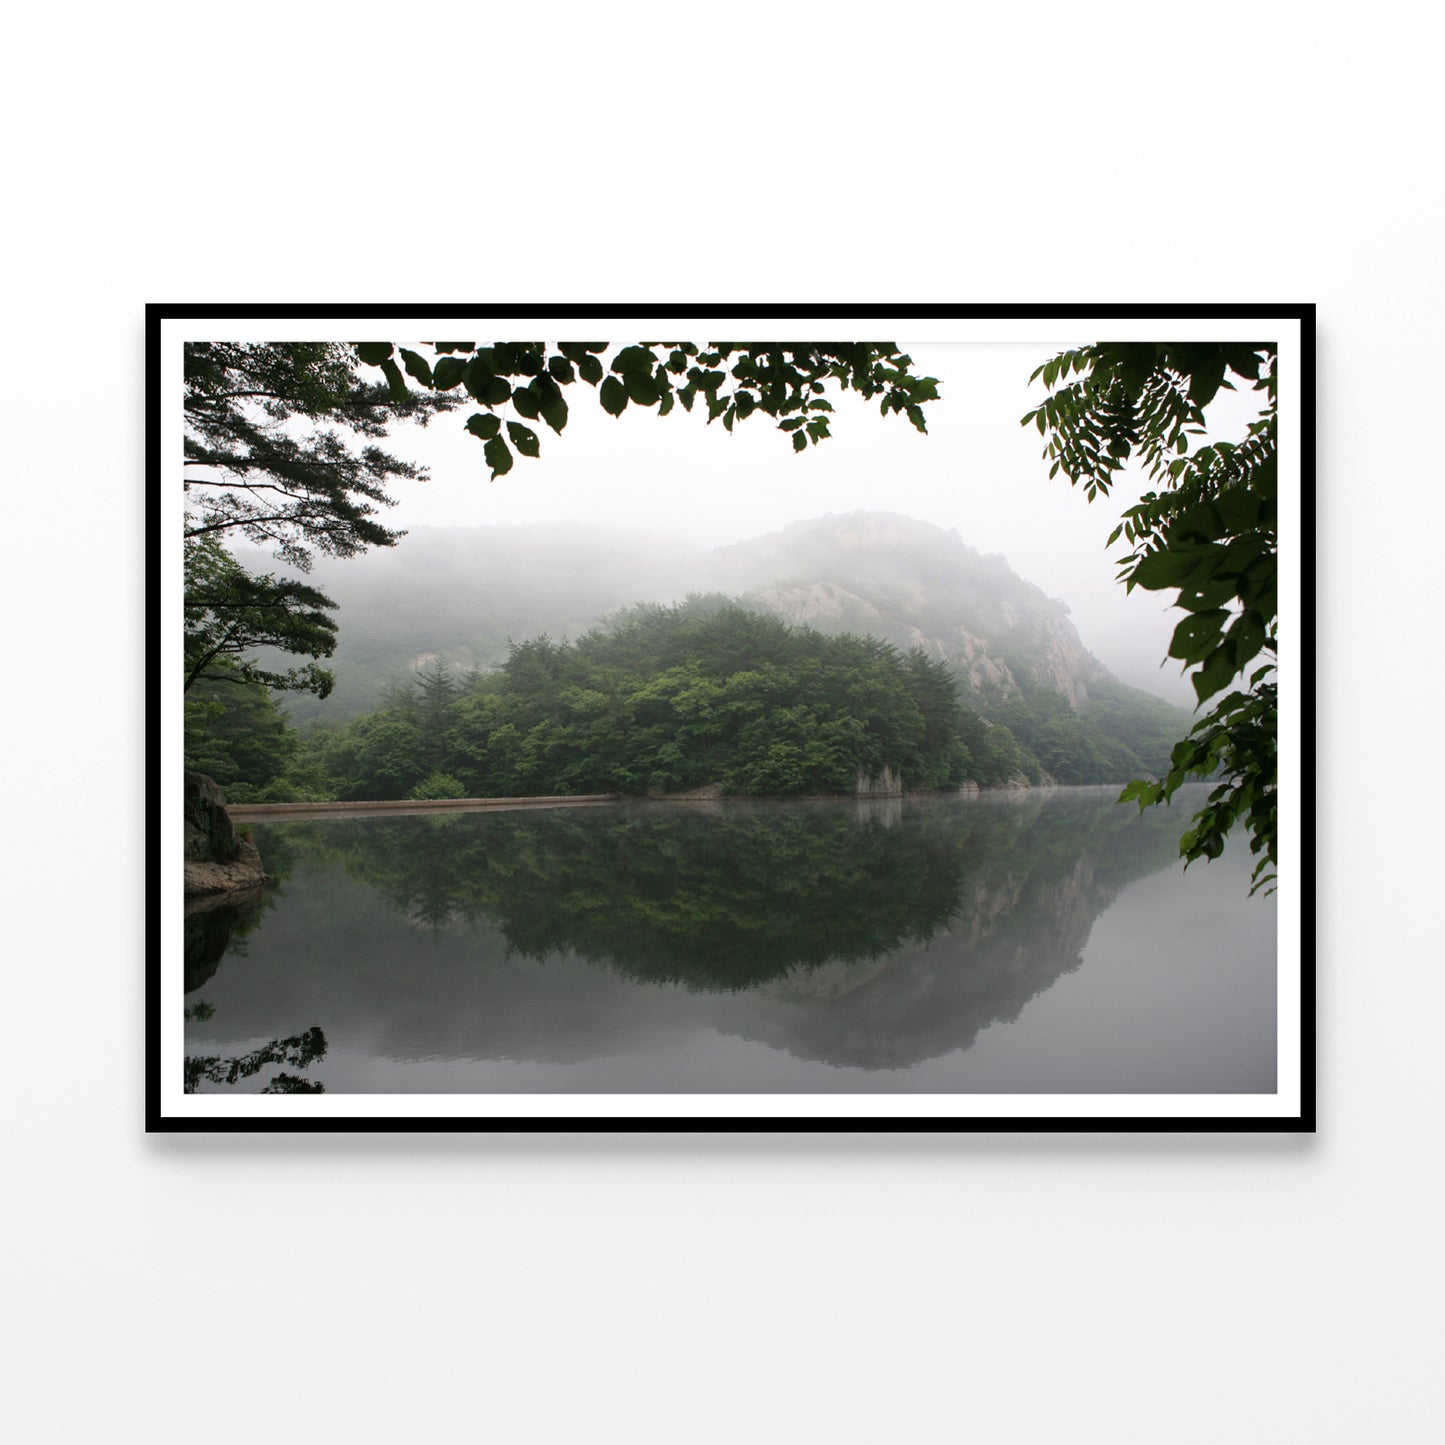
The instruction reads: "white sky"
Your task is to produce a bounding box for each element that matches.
[354,341,1267,705]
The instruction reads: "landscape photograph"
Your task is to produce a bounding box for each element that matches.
[158,308,1306,1127]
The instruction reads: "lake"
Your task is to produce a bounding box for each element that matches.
[183,788,1277,1096]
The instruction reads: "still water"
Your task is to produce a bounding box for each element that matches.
[183,789,1277,1095]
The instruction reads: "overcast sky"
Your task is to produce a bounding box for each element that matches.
[350,341,1265,705]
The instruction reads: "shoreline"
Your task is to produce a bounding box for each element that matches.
[224,780,1163,823]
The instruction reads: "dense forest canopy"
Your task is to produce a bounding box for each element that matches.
[188,594,1185,803]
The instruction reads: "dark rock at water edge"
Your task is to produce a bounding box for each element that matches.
[184,770,265,895]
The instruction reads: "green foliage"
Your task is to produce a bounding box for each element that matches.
[182,342,459,699]
[355,342,941,476]
[184,532,338,697]
[184,342,456,569]
[184,667,298,794]
[410,771,468,801]
[1023,342,1279,891]
[287,601,977,802]
[182,342,939,699]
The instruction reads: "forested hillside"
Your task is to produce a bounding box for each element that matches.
[193,513,1192,800]
[196,599,1003,802]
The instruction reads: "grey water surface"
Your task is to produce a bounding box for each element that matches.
[183,788,1276,1095]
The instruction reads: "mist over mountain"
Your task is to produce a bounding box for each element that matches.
[251,514,1164,713]
[705,513,1106,708]
[231,512,1191,789]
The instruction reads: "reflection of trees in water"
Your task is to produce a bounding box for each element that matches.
[184,849,327,1092]
[279,795,1184,993]
[183,1026,328,1094]
[184,889,268,993]
[189,794,1212,1078]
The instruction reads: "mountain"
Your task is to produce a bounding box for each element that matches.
[705,513,1105,707]
[237,523,707,722]
[241,512,1191,783]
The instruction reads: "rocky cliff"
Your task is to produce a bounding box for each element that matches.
[708,513,1107,707]
[184,770,264,897]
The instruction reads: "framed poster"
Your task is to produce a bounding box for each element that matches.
[152,304,1313,1131]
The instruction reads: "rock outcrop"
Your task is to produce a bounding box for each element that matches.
[720,514,1107,707]
[184,770,264,896]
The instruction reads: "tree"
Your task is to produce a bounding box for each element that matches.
[352,341,941,479]
[182,342,464,703]
[180,341,941,704]
[1022,343,1278,892]
[183,342,456,568]
[183,665,298,794]
[183,530,339,697]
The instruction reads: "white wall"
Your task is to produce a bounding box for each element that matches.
[5,4,1437,1440]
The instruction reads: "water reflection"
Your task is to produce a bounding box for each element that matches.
[183,865,328,1092]
[183,792,1215,1088]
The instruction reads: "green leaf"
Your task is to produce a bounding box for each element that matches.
[379,358,409,404]
[399,348,433,388]
[600,375,627,416]
[1117,778,1161,808]
[537,385,568,434]
[578,354,604,385]
[355,342,393,365]
[432,356,468,391]
[792,431,807,453]
[1173,503,1227,543]
[464,357,510,405]
[658,391,674,417]
[430,342,475,354]
[611,345,657,375]
[493,343,545,376]
[1214,487,1263,534]
[511,385,540,421]
[1187,353,1228,408]
[483,435,513,478]
[506,420,540,457]
[547,354,576,385]
[1129,547,1205,590]
[1192,647,1238,704]
[466,412,501,440]
[1175,576,1240,612]
[1168,609,1230,663]
[1227,610,1268,668]
[623,370,659,406]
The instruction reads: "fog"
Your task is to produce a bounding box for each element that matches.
[318,341,1265,706]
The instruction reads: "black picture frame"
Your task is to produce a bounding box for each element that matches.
[151,303,1315,1133]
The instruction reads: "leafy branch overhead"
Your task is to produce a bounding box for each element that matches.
[1023,342,1279,894]
[355,342,942,479]
[181,340,938,700]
